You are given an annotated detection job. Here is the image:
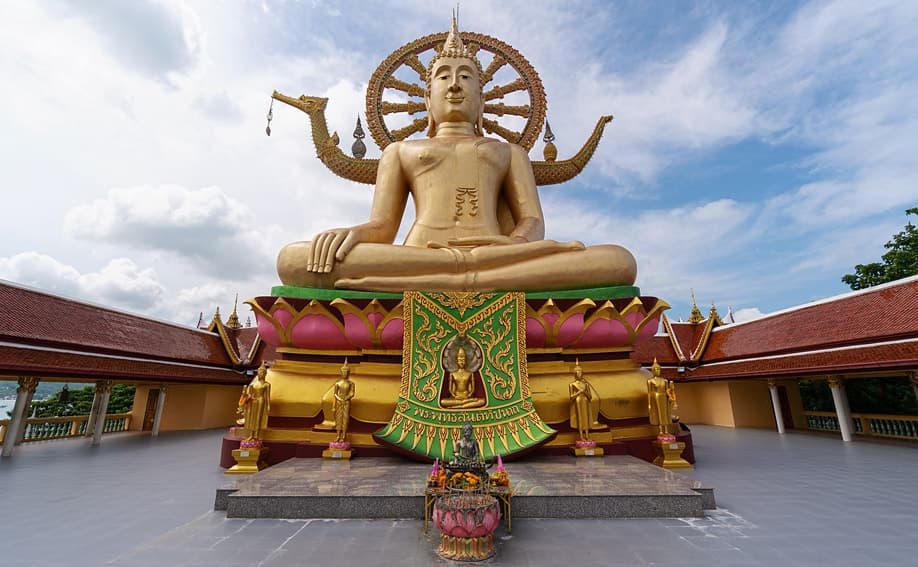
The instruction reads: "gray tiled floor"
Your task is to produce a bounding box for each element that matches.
[3,426,918,566]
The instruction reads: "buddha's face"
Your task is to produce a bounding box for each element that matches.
[427,56,482,127]
[457,347,467,368]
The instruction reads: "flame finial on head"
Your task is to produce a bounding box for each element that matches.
[442,8,470,58]
[427,9,482,82]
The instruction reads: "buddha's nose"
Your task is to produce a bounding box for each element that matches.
[448,78,461,92]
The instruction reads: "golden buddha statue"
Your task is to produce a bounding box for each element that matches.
[568,360,593,441]
[332,360,356,442]
[276,16,637,293]
[647,358,676,436]
[240,363,271,441]
[441,346,485,409]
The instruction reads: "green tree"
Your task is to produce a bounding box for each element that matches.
[29,384,136,418]
[842,208,918,290]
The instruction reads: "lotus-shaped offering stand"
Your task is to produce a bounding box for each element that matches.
[432,492,501,561]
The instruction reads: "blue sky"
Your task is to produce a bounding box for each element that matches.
[0,0,916,325]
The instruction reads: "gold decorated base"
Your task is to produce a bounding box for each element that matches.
[652,440,693,469]
[572,445,604,457]
[322,448,353,460]
[225,447,269,475]
[438,533,495,562]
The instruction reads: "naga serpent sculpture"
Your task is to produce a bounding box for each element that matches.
[271,30,614,187]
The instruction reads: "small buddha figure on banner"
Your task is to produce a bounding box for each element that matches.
[647,358,677,437]
[442,344,485,409]
[240,363,271,441]
[333,359,356,442]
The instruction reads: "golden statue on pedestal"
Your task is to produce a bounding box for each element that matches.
[333,360,356,442]
[275,14,636,293]
[648,359,676,437]
[569,360,594,441]
[239,363,271,441]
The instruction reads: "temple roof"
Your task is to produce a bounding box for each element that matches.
[0,279,260,383]
[633,276,918,381]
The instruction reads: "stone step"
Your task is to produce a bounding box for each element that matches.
[217,455,713,519]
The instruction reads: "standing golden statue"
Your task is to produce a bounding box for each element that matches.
[568,360,594,441]
[240,363,271,441]
[333,360,356,442]
[647,358,676,436]
[276,15,636,292]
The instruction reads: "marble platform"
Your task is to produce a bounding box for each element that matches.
[216,455,714,519]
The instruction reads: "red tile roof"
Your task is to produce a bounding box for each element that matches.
[0,280,255,384]
[635,277,918,381]
[0,280,233,365]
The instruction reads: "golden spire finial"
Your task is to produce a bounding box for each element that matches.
[651,358,662,377]
[437,7,475,60]
[212,306,222,323]
[445,8,463,54]
[226,294,242,330]
[688,289,704,323]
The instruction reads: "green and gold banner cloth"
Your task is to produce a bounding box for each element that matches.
[374,291,555,459]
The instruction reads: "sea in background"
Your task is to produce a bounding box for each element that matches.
[1,398,16,416]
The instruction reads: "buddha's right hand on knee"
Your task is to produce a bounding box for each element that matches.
[308,228,359,273]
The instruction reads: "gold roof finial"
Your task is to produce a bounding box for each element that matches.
[226,294,242,330]
[709,302,724,325]
[212,306,222,324]
[688,289,704,324]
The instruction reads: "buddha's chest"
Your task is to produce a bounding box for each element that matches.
[400,139,510,187]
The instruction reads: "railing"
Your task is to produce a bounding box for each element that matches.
[0,413,132,444]
[804,411,918,440]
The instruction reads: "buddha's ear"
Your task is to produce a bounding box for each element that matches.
[425,92,436,138]
[476,92,484,136]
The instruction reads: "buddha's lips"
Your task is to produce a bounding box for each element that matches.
[446,96,464,103]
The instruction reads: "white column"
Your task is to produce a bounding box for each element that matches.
[827,376,853,442]
[14,377,39,446]
[151,385,167,437]
[91,380,113,446]
[84,381,104,438]
[2,377,39,457]
[767,380,785,435]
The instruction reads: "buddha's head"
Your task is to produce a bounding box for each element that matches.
[341,358,351,379]
[425,12,484,136]
[257,362,268,381]
[456,346,467,369]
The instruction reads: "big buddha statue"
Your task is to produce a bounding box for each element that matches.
[230,14,688,469]
[276,15,636,293]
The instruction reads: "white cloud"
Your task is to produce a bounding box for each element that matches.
[732,307,765,323]
[64,185,275,279]
[171,282,238,327]
[0,253,164,312]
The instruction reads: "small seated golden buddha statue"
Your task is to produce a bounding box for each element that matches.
[441,346,485,409]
